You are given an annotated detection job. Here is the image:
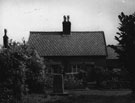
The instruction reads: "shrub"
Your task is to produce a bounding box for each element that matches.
[64,75,84,89]
[0,40,46,102]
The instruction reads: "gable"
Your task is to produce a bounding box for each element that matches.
[28,31,107,56]
[107,46,119,59]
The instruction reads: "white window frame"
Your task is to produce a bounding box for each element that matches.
[66,64,81,75]
[72,65,78,74]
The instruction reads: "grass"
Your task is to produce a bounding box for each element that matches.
[63,95,134,103]
[23,93,135,103]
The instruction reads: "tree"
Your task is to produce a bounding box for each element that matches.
[110,12,135,93]
[0,40,45,103]
[25,49,46,93]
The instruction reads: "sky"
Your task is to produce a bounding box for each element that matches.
[0,0,135,45]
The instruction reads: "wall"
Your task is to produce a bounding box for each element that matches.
[44,56,106,72]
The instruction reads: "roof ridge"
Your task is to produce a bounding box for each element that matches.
[30,31,104,33]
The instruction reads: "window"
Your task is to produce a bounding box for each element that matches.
[70,64,81,74]
[46,64,62,74]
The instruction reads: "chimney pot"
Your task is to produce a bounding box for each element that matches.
[67,15,70,22]
[63,15,66,22]
[3,29,8,48]
[4,29,7,35]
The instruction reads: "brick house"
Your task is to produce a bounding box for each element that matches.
[28,16,107,77]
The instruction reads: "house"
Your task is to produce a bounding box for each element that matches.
[106,46,122,70]
[28,16,107,76]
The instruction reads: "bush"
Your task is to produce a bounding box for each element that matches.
[64,75,84,89]
[0,40,46,102]
[44,74,53,89]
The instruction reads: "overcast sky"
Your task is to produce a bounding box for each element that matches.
[0,0,135,45]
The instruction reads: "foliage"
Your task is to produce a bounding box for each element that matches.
[94,67,130,89]
[64,75,84,89]
[109,12,135,92]
[25,49,45,93]
[109,12,135,71]
[43,74,53,89]
[0,40,46,102]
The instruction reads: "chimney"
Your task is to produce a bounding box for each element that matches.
[3,29,8,48]
[62,15,71,35]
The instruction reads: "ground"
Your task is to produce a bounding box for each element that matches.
[23,89,135,103]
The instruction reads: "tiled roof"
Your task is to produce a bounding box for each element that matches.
[28,31,107,56]
[107,46,119,59]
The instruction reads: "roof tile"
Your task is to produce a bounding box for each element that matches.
[28,31,107,56]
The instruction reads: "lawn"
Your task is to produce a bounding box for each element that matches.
[23,93,135,103]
